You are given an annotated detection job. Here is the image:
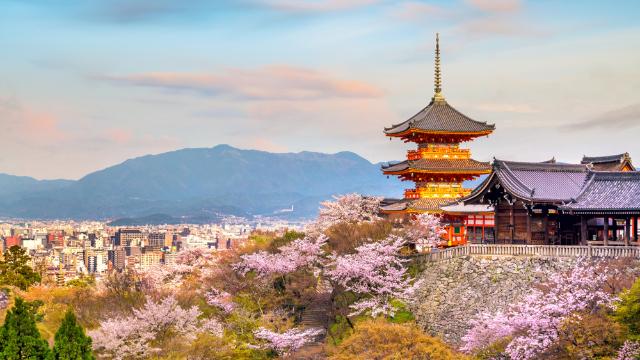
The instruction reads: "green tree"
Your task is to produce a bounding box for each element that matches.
[613,277,640,339]
[0,246,41,290]
[50,310,94,360]
[0,297,51,359]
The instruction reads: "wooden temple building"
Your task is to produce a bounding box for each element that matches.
[460,159,640,245]
[380,34,494,245]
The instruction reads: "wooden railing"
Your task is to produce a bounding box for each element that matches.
[412,244,640,263]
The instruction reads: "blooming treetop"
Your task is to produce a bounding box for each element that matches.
[233,234,327,277]
[314,193,382,230]
[405,213,446,251]
[253,327,324,356]
[326,235,420,317]
[461,259,616,360]
[90,296,219,359]
[617,340,640,360]
[205,288,235,314]
[139,247,218,293]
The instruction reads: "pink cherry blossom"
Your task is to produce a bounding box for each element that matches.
[90,295,204,358]
[461,258,616,360]
[254,327,324,355]
[233,234,327,277]
[205,288,235,314]
[314,193,382,230]
[326,235,420,317]
[617,340,640,360]
[404,213,446,251]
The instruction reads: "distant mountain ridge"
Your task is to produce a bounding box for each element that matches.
[0,145,403,220]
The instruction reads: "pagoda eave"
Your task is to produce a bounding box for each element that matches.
[386,129,493,143]
[382,169,491,176]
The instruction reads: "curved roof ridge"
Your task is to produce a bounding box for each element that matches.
[494,159,587,172]
[581,153,629,164]
[495,161,534,198]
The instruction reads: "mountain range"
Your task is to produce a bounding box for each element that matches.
[0,145,405,222]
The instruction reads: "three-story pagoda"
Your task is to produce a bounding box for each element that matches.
[381,34,495,218]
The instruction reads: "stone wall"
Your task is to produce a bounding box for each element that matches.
[410,255,633,346]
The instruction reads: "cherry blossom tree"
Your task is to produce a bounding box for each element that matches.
[253,327,324,356]
[404,213,446,251]
[0,290,8,309]
[461,259,616,360]
[90,295,218,359]
[326,235,420,317]
[205,288,235,314]
[617,340,640,360]
[314,193,382,230]
[138,248,218,292]
[233,234,327,277]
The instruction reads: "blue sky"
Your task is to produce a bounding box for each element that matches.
[1,0,639,179]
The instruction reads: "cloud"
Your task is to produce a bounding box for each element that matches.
[0,100,68,142]
[258,0,379,13]
[63,0,378,23]
[100,65,384,101]
[563,103,640,131]
[390,1,445,21]
[465,0,522,13]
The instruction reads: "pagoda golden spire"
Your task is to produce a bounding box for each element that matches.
[433,33,445,102]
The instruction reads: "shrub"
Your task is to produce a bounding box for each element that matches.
[613,277,640,340]
[328,319,464,360]
[547,311,625,359]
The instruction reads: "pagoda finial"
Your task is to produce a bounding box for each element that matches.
[433,33,445,102]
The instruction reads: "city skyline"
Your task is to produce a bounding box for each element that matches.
[2,0,640,179]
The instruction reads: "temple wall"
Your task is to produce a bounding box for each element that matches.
[411,256,640,346]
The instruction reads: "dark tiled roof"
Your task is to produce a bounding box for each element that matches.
[493,160,589,202]
[381,198,456,212]
[560,172,640,213]
[384,99,495,135]
[582,153,628,164]
[581,153,635,171]
[381,158,491,173]
[463,160,590,204]
[380,199,409,212]
[408,198,456,212]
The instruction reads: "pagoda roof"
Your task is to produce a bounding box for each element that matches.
[560,172,640,214]
[381,158,491,174]
[384,99,495,137]
[464,159,590,204]
[440,202,494,214]
[381,198,455,213]
[581,153,635,171]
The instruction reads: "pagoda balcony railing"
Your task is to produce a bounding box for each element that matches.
[404,188,472,199]
[407,148,471,160]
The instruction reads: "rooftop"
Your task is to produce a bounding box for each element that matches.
[382,158,491,174]
[560,172,640,213]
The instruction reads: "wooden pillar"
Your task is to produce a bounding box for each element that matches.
[494,207,500,244]
[603,216,609,246]
[580,216,588,245]
[526,212,532,244]
[625,217,631,246]
[543,214,549,245]
[634,216,639,243]
[510,204,515,244]
[612,218,618,240]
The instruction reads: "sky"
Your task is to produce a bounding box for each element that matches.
[1,0,639,180]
